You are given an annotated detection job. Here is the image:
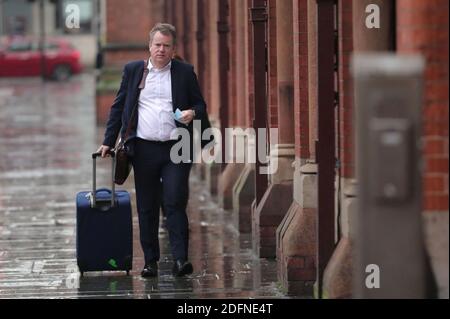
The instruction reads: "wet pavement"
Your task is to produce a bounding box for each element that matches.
[0,74,286,299]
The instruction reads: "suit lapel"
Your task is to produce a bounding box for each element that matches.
[135,60,146,92]
[171,59,179,112]
[128,61,145,122]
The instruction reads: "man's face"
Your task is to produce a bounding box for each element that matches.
[149,31,175,68]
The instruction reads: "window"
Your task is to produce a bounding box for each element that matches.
[7,41,31,52]
[45,42,60,50]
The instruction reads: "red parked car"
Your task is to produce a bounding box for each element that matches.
[0,37,82,80]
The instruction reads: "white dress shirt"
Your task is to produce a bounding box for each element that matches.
[136,60,177,142]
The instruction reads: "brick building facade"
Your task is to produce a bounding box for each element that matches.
[98,0,448,298]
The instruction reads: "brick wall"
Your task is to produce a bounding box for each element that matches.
[104,0,164,67]
[106,0,154,43]
[397,0,449,211]
[105,50,149,67]
[293,0,310,160]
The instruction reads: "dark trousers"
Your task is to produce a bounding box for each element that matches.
[132,138,192,264]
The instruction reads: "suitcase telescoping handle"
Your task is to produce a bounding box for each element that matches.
[91,150,116,209]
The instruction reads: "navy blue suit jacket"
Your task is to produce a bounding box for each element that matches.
[102,59,212,155]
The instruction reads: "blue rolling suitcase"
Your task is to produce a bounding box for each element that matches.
[76,151,133,276]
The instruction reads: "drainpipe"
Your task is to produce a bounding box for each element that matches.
[218,0,230,170]
[39,0,46,81]
[250,0,268,205]
[0,0,4,36]
[316,0,336,298]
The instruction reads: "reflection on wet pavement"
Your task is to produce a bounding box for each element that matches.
[0,75,286,299]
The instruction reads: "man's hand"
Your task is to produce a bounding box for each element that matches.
[97,145,111,158]
[179,109,195,125]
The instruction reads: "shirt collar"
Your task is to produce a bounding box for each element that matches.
[139,59,172,89]
[147,59,172,72]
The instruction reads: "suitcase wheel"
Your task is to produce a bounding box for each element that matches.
[126,270,130,276]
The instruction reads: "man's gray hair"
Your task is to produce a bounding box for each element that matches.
[149,23,177,46]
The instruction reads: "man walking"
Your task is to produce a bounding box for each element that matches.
[97,23,210,278]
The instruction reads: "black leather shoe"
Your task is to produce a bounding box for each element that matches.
[141,262,158,278]
[172,260,193,277]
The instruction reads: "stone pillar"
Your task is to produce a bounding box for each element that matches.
[277,162,318,295]
[233,164,255,233]
[218,155,246,211]
[188,0,202,181]
[322,179,357,299]
[275,0,318,296]
[353,0,395,52]
[165,0,174,24]
[209,0,224,197]
[274,0,295,147]
[307,0,318,162]
[174,2,185,59]
[232,0,256,234]
[202,0,224,197]
[235,1,247,129]
[182,0,192,63]
[217,0,245,212]
[253,0,295,259]
[267,0,278,130]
